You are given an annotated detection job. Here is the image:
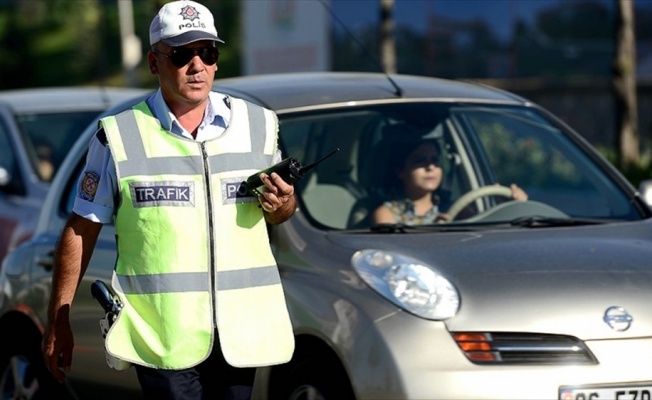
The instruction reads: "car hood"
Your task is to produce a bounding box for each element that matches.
[328,220,652,340]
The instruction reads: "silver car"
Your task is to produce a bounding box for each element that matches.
[0,87,148,263]
[1,73,652,400]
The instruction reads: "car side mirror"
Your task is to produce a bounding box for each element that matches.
[638,179,652,207]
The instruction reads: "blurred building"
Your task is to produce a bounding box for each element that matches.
[242,0,652,150]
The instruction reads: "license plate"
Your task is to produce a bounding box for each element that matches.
[560,384,652,400]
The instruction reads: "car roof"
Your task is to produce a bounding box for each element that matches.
[214,72,529,112]
[0,86,149,114]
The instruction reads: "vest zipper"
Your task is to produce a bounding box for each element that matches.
[200,142,217,329]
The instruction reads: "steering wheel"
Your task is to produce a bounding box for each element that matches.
[445,185,513,221]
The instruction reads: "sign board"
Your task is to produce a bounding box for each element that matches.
[242,0,331,75]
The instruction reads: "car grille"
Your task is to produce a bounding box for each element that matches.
[452,332,598,365]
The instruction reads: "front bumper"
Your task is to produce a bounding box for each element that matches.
[348,310,652,399]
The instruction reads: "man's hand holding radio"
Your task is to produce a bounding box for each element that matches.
[247,149,338,224]
[257,172,297,225]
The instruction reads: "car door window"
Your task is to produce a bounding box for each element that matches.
[0,115,25,195]
[452,106,635,219]
[0,119,14,176]
[15,111,98,182]
[280,110,382,229]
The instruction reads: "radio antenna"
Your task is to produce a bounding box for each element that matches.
[298,148,340,175]
[318,0,403,97]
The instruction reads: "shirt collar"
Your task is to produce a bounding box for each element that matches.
[146,89,230,139]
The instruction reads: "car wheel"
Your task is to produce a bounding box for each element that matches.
[0,353,40,399]
[0,335,71,400]
[274,357,355,400]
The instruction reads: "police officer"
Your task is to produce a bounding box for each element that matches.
[42,1,296,399]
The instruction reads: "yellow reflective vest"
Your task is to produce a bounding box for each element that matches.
[101,98,294,369]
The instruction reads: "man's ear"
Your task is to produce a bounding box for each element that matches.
[148,51,159,75]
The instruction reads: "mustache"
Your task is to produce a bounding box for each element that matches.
[185,75,205,83]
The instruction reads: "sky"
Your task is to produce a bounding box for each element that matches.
[330,0,610,42]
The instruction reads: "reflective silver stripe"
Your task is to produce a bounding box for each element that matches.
[114,101,273,178]
[117,272,209,294]
[117,266,280,294]
[216,266,281,291]
[114,109,203,177]
[244,101,266,153]
[207,101,271,172]
[122,155,202,177]
[115,110,146,161]
[207,153,272,174]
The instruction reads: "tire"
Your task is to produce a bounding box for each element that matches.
[0,332,72,400]
[273,357,355,400]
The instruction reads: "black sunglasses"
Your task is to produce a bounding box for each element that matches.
[408,154,441,169]
[151,45,220,68]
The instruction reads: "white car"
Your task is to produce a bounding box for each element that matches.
[1,73,652,400]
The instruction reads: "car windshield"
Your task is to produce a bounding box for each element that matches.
[279,102,641,230]
[16,111,98,182]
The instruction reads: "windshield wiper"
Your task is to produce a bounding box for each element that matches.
[367,217,607,232]
[368,223,476,233]
[510,216,607,228]
[370,223,412,233]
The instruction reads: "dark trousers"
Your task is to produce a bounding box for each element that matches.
[134,337,256,400]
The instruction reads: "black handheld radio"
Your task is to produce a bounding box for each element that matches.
[246,148,340,196]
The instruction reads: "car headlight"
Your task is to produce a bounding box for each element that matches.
[351,249,460,320]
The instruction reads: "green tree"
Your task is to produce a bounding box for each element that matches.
[0,0,241,90]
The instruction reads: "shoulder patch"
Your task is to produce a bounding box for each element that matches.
[80,171,100,201]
